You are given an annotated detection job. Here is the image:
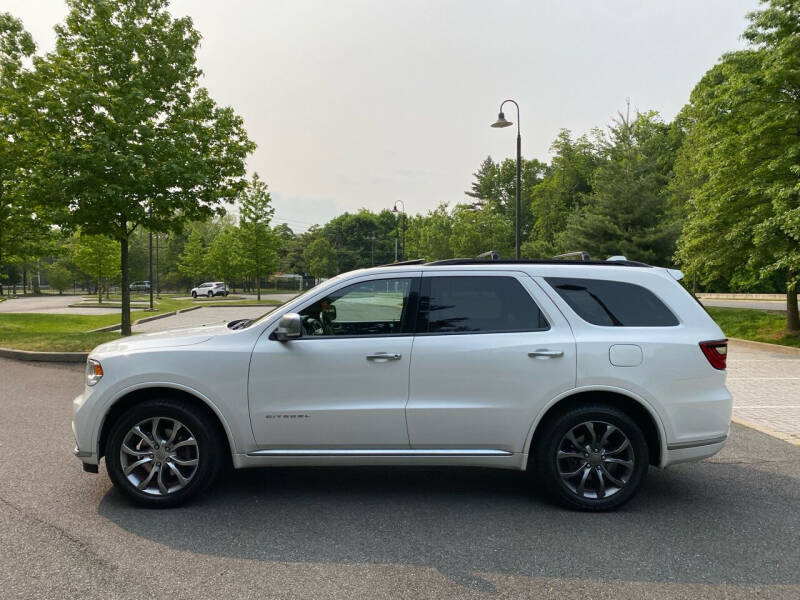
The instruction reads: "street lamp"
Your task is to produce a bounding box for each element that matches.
[491,99,521,260]
[392,200,406,262]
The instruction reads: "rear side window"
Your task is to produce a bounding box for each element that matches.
[418,276,548,334]
[545,277,678,327]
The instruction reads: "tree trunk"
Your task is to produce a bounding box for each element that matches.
[787,274,799,335]
[121,235,132,336]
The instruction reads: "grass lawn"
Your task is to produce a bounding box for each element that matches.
[0,297,195,352]
[706,307,800,349]
[0,296,286,352]
[0,313,125,352]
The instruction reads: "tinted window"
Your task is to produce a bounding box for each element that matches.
[545,277,678,327]
[299,278,413,336]
[418,276,548,334]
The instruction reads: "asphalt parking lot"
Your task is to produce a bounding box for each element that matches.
[1,357,798,600]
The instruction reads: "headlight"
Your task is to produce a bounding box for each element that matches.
[86,359,104,386]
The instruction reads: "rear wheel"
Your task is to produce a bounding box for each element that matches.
[207,291,213,298]
[105,398,223,507]
[534,404,648,511]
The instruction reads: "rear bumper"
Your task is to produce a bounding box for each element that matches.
[662,432,728,467]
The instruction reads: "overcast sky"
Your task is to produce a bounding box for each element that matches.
[6,0,759,231]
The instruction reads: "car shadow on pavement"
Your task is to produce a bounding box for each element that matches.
[96,431,800,594]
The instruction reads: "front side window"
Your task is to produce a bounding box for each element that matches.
[298,278,414,337]
[545,277,679,327]
[417,276,548,334]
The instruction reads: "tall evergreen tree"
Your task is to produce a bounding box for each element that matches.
[560,109,680,265]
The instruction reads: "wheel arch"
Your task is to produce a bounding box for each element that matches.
[523,387,667,468]
[97,384,235,463]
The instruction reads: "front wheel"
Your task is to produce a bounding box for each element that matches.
[191,291,197,298]
[533,404,648,511]
[105,398,223,507]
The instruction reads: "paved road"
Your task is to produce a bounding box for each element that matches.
[700,299,787,311]
[1,358,799,599]
[0,295,125,315]
[133,306,276,332]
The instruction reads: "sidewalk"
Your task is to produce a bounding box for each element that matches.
[727,340,800,446]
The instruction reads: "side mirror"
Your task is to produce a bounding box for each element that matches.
[275,313,302,341]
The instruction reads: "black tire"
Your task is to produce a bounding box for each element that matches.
[533,403,648,511]
[105,398,224,508]
[191,291,197,298]
[207,291,213,298]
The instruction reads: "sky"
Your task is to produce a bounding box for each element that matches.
[5,0,759,232]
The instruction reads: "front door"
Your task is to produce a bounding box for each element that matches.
[248,274,419,448]
[405,272,576,453]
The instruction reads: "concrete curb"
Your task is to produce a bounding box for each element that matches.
[697,293,786,300]
[0,347,88,362]
[199,303,280,308]
[728,337,800,356]
[732,417,800,447]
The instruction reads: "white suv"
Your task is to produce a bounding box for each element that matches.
[190,281,228,298]
[73,259,731,510]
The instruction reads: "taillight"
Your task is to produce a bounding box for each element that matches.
[699,340,728,370]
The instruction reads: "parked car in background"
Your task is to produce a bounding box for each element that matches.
[73,257,731,510]
[191,282,229,298]
[129,281,151,292]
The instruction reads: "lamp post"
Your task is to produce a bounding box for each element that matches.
[392,200,406,262]
[491,99,521,260]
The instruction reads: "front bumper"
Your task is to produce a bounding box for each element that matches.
[73,390,100,467]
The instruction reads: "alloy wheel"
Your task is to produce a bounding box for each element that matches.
[119,417,199,496]
[556,420,635,500]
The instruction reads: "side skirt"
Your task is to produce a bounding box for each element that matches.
[232,449,526,470]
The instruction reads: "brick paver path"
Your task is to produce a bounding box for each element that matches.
[727,340,800,446]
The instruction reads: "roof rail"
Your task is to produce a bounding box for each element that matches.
[553,250,591,261]
[379,259,426,267]
[424,258,651,267]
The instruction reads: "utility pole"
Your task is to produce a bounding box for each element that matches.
[148,230,154,310]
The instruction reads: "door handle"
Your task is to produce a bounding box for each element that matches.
[366,352,402,361]
[528,349,564,358]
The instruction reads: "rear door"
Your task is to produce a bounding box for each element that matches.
[405,271,576,453]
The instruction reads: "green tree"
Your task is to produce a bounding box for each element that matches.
[47,260,74,294]
[559,109,680,265]
[0,14,42,292]
[303,237,338,279]
[449,204,514,258]
[674,0,800,332]
[177,229,207,287]
[238,173,279,299]
[522,130,598,258]
[73,233,120,303]
[405,203,454,261]
[35,0,254,334]
[465,155,546,241]
[206,226,246,286]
